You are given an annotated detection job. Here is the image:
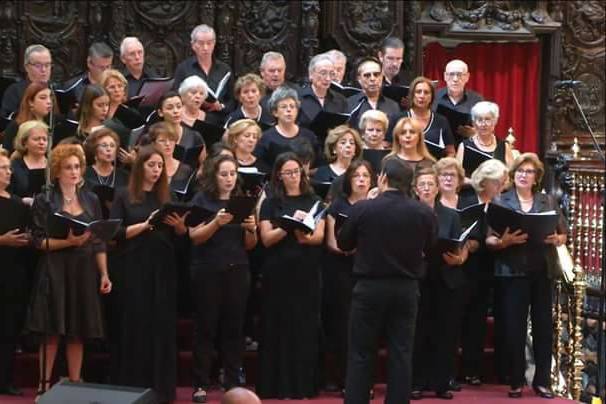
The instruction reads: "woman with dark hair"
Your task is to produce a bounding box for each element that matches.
[109,146,187,402]
[188,154,257,402]
[256,152,325,399]
[411,165,468,400]
[25,144,111,399]
[77,84,109,140]
[324,160,373,394]
[486,153,566,399]
[2,82,54,153]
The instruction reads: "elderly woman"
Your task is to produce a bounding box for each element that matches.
[456,101,514,179]
[486,153,566,399]
[400,76,455,159]
[457,159,509,386]
[312,125,363,183]
[297,53,348,128]
[178,75,210,127]
[8,121,49,205]
[100,69,128,119]
[225,73,274,129]
[359,109,390,150]
[387,117,435,172]
[26,144,111,398]
[77,85,110,141]
[253,86,318,169]
[226,118,269,173]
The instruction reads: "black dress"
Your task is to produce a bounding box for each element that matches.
[25,188,106,338]
[83,166,130,219]
[253,126,318,170]
[109,188,177,401]
[8,158,45,198]
[256,194,323,399]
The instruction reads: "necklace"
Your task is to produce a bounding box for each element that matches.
[95,166,116,187]
[476,135,495,147]
[64,194,76,204]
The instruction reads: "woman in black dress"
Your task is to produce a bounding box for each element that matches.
[257,152,325,399]
[324,160,373,393]
[9,120,49,205]
[109,146,187,402]
[387,116,435,172]
[26,144,111,397]
[189,155,258,402]
[312,125,363,184]
[411,165,468,400]
[0,149,31,396]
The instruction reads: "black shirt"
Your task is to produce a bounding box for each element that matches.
[312,165,340,183]
[62,73,91,103]
[122,67,155,99]
[224,105,275,129]
[383,69,414,87]
[346,92,401,131]
[172,56,233,109]
[1,80,28,118]
[432,87,483,144]
[189,192,249,273]
[337,190,437,279]
[253,126,318,170]
[296,86,348,128]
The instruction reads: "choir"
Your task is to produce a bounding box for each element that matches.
[0,25,568,404]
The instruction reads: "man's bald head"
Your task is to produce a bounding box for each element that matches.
[221,387,262,404]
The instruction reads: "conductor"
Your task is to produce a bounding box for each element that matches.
[337,157,437,404]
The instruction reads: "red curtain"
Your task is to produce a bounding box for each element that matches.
[423,41,540,153]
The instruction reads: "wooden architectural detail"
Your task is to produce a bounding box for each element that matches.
[300,1,321,75]
[0,0,18,78]
[215,2,236,65]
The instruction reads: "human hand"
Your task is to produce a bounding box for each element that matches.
[0,229,30,247]
[241,215,257,233]
[67,229,91,247]
[118,148,137,165]
[214,209,234,227]
[99,274,112,294]
[544,232,565,246]
[164,212,189,235]
[500,227,528,247]
[294,228,312,244]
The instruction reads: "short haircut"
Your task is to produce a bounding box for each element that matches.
[100,69,128,92]
[470,158,508,193]
[260,51,285,70]
[323,125,363,163]
[267,86,299,113]
[13,120,49,160]
[434,157,465,191]
[308,53,333,77]
[157,90,181,111]
[326,49,346,63]
[191,24,216,43]
[84,127,120,163]
[23,44,51,68]
[88,42,114,59]
[226,119,262,148]
[381,36,405,53]
[412,165,439,195]
[342,160,374,197]
[359,109,388,133]
[356,56,382,76]
[509,152,545,193]
[178,75,208,99]
[381,156,413,193]
[119,37,143,58]
[471,101,500,122]
[233,73,265,99]
[147,121,179,142]
[409,76,436,107]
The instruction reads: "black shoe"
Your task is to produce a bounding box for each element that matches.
[0,385,23,396]
[411,389,423,400]
[448,379,461,391]
[508,386,523,398]
[533,385,554,399]
[464,375,482,386]
[436,390,454,400]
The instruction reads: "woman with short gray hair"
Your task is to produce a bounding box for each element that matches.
[178,75,209,127]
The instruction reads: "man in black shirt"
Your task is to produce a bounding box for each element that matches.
[62,42,114,102]
[120,36,155,98]
[378,37,414,87]
[338,157,437,404]
[1,44,52,117]
[346,57,401,131]
[172,24,233,114]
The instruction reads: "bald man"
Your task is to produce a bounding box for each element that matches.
[221,387,262,404]
[433,59,483,143]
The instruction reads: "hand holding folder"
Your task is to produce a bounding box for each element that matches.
[275,201,327,234]
[486,203,559,243]
[49,212,122,241]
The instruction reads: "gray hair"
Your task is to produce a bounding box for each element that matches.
[308,53,334,77]
[24,44,51,68]
[471,101,499,122]
[260,51,285,70]
[89,42,114,59]
[326,49,346,63]
[470,158,508,193]
[178,75,208,98]
[267,86,300,112]
[120,37,144,58]
[190,24,216,43]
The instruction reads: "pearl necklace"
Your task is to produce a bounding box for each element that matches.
[476,135,496,147]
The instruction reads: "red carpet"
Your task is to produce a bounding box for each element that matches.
[1,384,576,403]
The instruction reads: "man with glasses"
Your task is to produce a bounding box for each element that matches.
[1,44,53,118]
[63,42,114,103]
[433,59,484,143]
[346,57,401,131]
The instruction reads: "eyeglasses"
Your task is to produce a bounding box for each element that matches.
[28,62,53,71]
[439,173,457,179]
[445,71,467,79]
[361,71,381,79]
[97,143,117,149]
[516,168,537,176]
[315,70,334,78]
[280,168,301,177]
[474,117,494,125]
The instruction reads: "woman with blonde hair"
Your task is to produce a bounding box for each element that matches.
[9,120,49,205]
[226,119,269,173]
[100,69,128,118]
[387,116,435,171]
[358,109,389,150]
[312,125,363,183]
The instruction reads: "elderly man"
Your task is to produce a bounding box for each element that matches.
[433,59,484,143]
[258,51,299,111]
[326,49,347,84]
[173,24,232,113]
[120,36,155,98]
[346,57,401,131]
[1,44,52,117]
[63,42,114,102]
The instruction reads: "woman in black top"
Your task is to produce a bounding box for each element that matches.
[225,74,274,129]
[25,144,111,397]
[188,155,257,402]
[9,120,49,205]
[312,125,363,184]
[0,149,31,396]
[109,146,187,402]
[324,160,373,392]
[486,153,566,399]
[226,119,270,174]
[411,165,468,400]
[257,153,325,399]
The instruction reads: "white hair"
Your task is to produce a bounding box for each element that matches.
[471,101,500,122]
[326,49,346,64]
[178,75,208,98]
[120,37,144,58]
[24,44,51,68]
[190,24,216,43]
[260,51,285,70]
[308,53,334,77]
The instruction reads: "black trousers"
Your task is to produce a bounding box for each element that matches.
[460,277,493,378]
[497,274,553,388]
[345,278,419,404]
[191,266,250,389]
[0,337,17,388]
[412,277,466,392]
